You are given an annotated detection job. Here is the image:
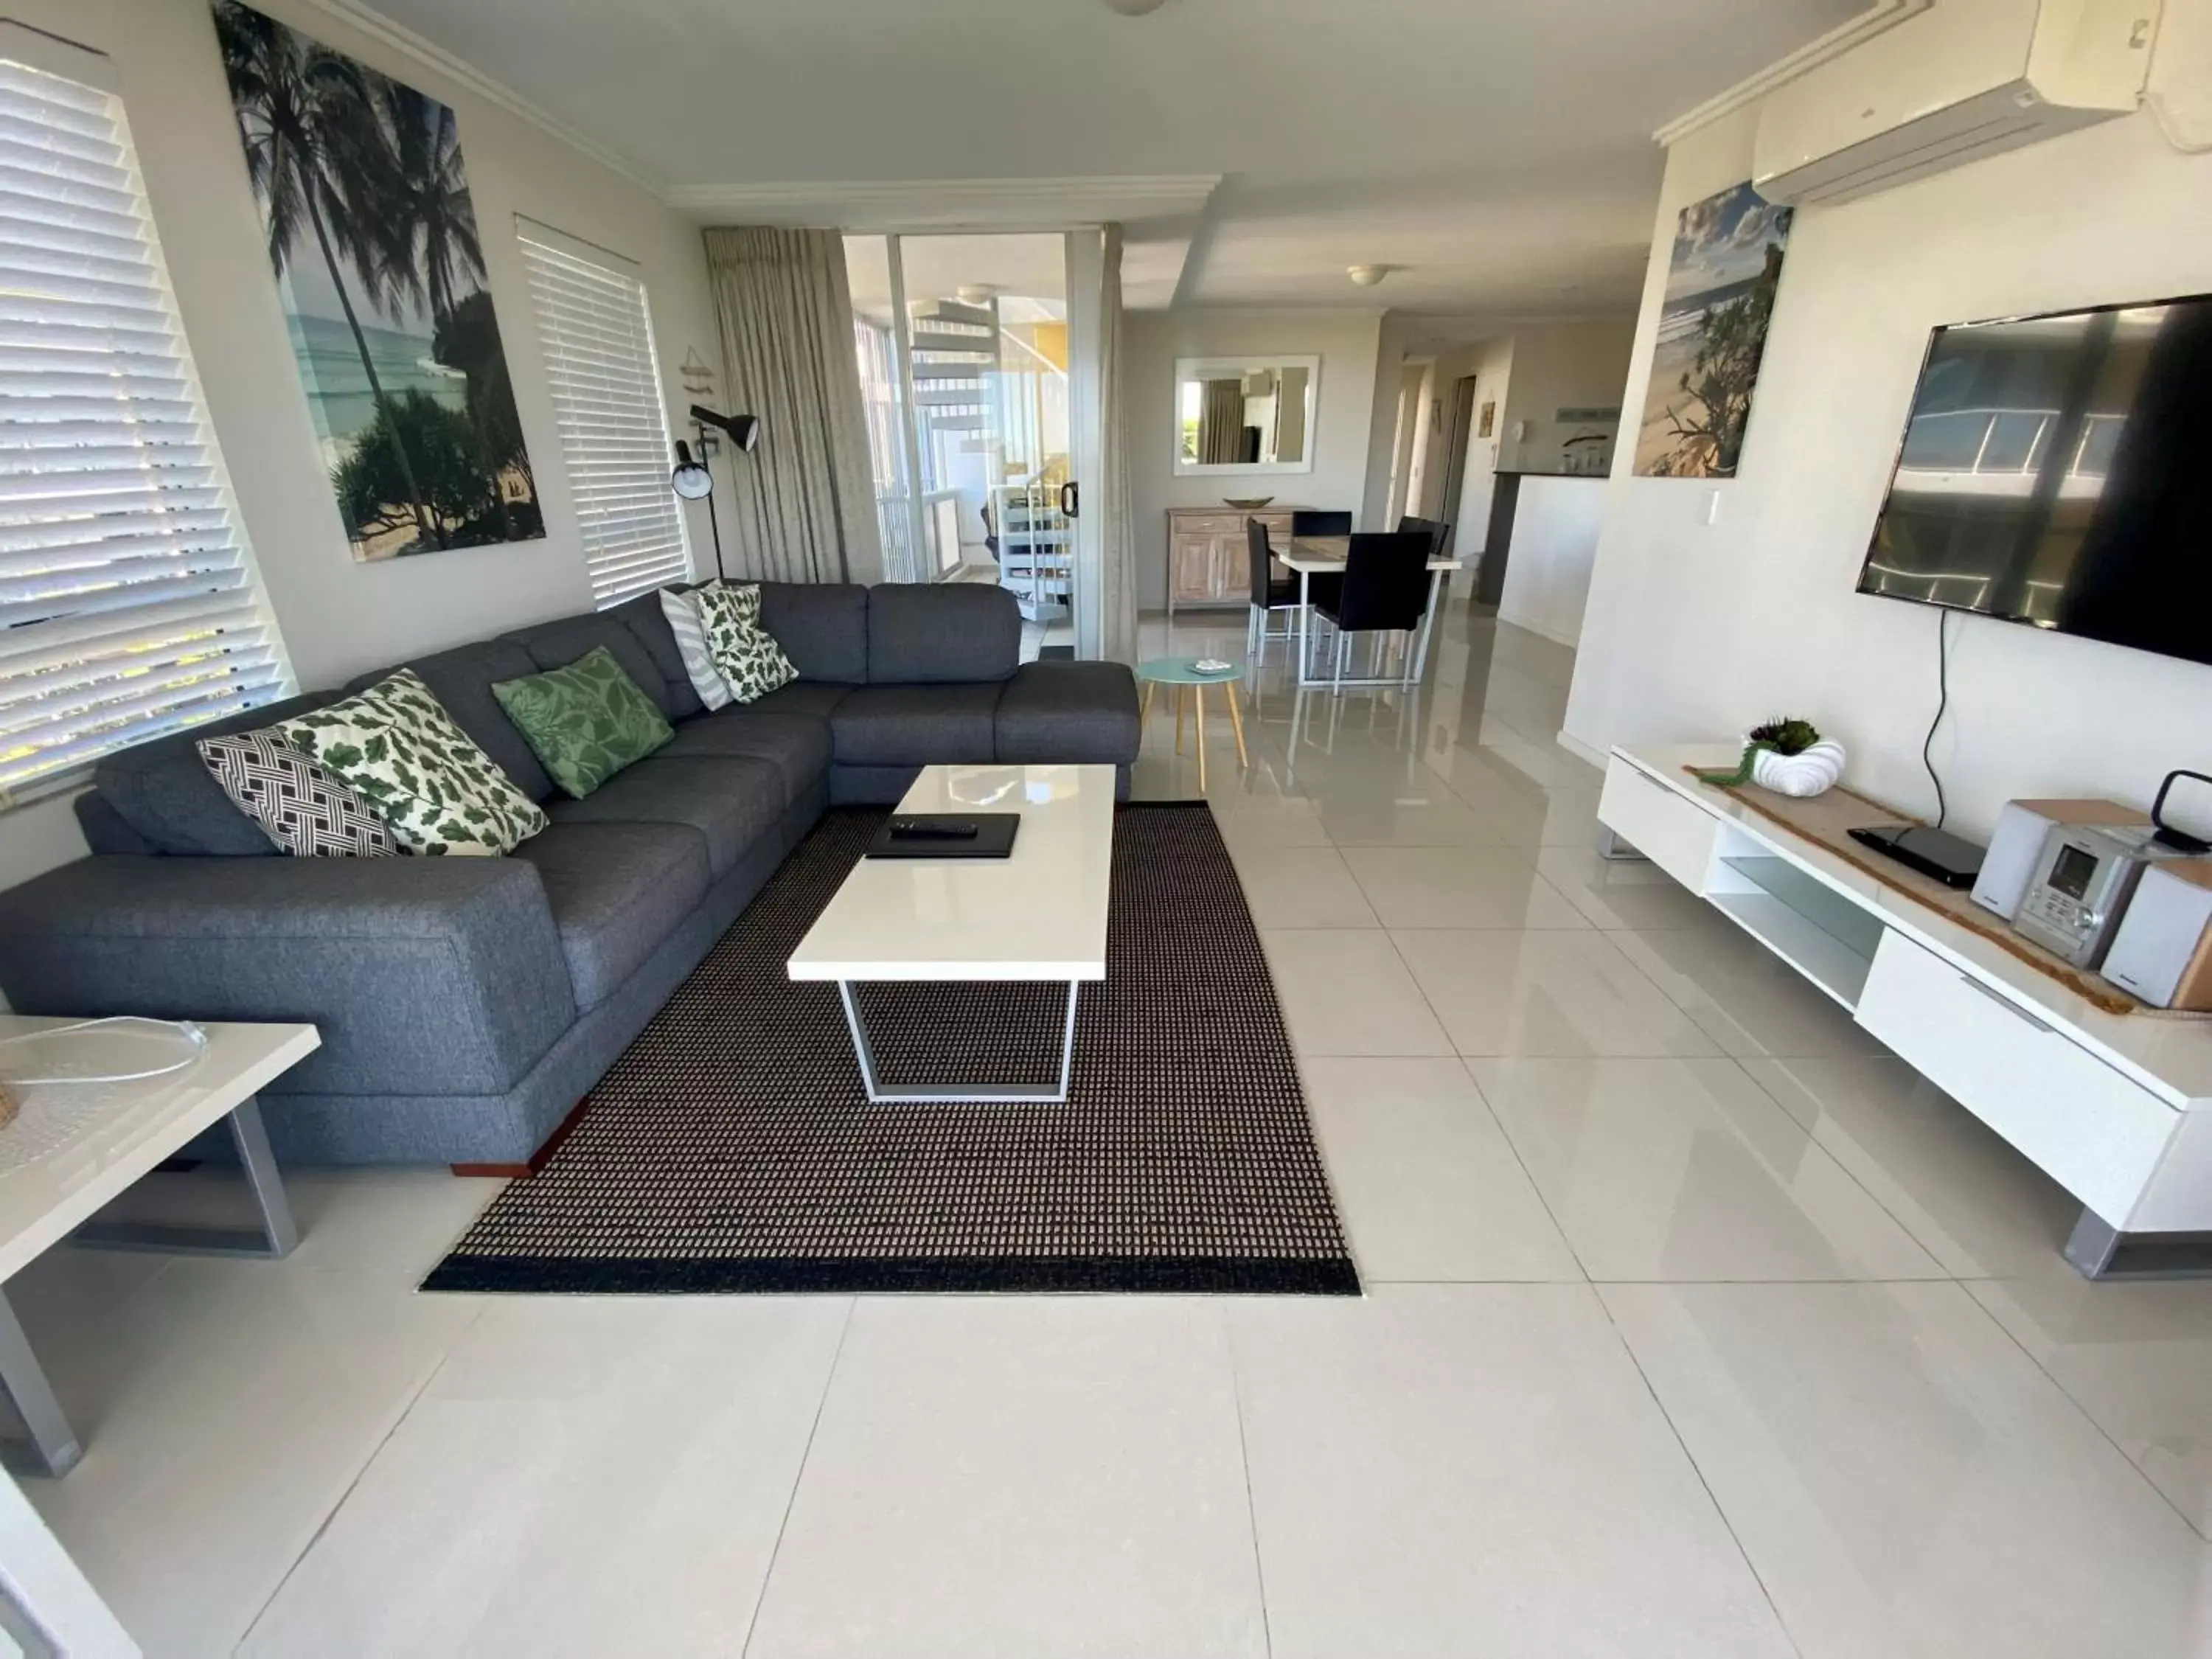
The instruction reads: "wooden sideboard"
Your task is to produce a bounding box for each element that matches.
[1165,507,1306,616]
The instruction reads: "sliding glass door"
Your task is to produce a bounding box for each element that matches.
[844,232,1097,658]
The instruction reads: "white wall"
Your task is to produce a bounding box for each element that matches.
[1495,317,1637,475]
[1497,476,1607,647]
[1,0,722,890]
[1564,99,2212,838]
[1124,308,1382,609]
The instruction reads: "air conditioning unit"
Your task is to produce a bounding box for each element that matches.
[1753,0,2163,206]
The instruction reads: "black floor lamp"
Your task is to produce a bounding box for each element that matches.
[669,406,761,582]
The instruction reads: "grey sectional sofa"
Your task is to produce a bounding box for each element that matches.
[0,582,1138,1167]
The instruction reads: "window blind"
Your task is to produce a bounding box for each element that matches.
[0,55,289,806]
[516,229,691,608]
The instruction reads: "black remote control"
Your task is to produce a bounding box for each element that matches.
[889,818,978,840]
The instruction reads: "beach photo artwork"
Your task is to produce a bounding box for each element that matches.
[1635,181,1792,479]
[215,1,540,559]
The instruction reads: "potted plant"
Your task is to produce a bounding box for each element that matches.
[1697,717,1846,798]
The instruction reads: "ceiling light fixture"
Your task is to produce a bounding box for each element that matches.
[1102,0,1172,15]
[1347,264,1393,288]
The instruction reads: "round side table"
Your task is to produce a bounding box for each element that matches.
[1135,658,1248,790]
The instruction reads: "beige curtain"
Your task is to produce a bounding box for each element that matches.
[1199,378,1246,465]
[703,227,883,584]
[1096,225,1138,664]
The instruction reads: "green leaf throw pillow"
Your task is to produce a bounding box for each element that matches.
[491,646,674,800]
[270,669,549,857]
[692,581,797,703]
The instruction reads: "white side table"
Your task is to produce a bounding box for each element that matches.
[0,1018,319,1477]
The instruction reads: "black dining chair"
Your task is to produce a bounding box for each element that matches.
[1245,518,1301,667]
[1285,511,1351,646]
[1397,514,1451,556]
[1312,532,1435,692]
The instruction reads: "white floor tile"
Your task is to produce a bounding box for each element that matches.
[1302,1057,1581,1281]
[1259,930,1454,1057]
[1537,844,1728,931]
[1311,790,1507,846]
[1738,1054,2081,1279]
[242,1296,850,1657]
[1340,846,1590,929]
[1968,1273,2212,1539]
[1225,844,1380,928]
[20,1260,481,1658]
[1617,924,1889,1058]
[745,1297,1266,1659]
[1230,1284,1795,1657]
[1471,1057,1945,1281]
[1391,927,1722,1057]
[1602,1281,2212,1658]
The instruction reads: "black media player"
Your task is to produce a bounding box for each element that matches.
[1846,823,1986,890]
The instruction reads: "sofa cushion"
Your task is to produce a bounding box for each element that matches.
[866,583,1020,684]
[512,821,707,1009]
[830,683,1004,767]
[544,755,785,877]
[604,588,705,721]
[994,660,1142,765]
[660,706,832,807]
[759,582,869,683]
[501,611,679,723]
[747,681,855,722]
[345,641,554,803]
[272,669,550,857]
[492,647,674,799]
[92,690,340,856]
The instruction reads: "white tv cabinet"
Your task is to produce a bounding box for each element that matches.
[1598,744,2212,1279]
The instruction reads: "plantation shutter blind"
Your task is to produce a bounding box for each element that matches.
[0,50,291,806]
[516,223,691,608]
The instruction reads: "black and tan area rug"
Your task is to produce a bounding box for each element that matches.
[423,804,1359,1296]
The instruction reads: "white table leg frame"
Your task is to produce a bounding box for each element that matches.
[72,1097,299,1260]
[838,981,1081,1104]
[1,1099,296,1479]
[0,1288,80,1477]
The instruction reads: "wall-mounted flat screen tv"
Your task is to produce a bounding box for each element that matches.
[1857,294,2212,669]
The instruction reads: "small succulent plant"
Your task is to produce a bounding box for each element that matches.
[1746,717,1820,757]
[1697,717,1823,787]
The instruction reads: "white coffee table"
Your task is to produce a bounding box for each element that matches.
[787,764,1115,1104]
[0,1017,319,1477]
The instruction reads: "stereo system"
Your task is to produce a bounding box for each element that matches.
[1953,780,2212,1006]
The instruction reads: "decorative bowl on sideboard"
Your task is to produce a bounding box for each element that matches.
[1222,496,1274,509]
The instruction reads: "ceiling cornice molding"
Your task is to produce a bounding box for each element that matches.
[1652,0,1933,147]
[667,175,1221,229]
[289,0,664,193]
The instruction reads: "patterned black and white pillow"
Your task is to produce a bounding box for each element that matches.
[692,581,798,704]
[196,729,400,858]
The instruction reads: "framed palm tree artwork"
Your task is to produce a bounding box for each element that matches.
[214,1,541,559]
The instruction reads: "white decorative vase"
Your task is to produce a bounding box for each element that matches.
[1749,738,1846,799]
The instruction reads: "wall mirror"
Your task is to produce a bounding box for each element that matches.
[1173,355,1320,474]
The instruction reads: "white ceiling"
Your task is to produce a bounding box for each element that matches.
[361,0,1868,312]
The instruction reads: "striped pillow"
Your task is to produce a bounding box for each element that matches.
[659,587,733,711]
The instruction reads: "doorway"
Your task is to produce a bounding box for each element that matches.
[844,232,1100,656]
[1436,375,1481,554]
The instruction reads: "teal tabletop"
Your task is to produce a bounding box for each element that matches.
[1135,657,1247,684]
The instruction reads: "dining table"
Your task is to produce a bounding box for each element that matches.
[1279,535,1464,689]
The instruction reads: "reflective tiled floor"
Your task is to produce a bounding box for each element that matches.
[12,605,2212,1655]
